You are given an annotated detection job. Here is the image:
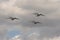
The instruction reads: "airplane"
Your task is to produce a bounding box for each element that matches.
[33,13,45,17]
[31,21,41,24]
[8,17,19,20]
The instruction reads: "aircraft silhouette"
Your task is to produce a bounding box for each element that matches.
[34,13,45,17]
[32,21,41,24]
[8,17,19,20]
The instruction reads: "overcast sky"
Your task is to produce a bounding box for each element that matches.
[0,0,60,40]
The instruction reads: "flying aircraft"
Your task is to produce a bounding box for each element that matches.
[33,13,45,17]
[8,17,19,20]
[31,21,41,24]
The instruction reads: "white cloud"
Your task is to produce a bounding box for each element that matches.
[10,35,22,40]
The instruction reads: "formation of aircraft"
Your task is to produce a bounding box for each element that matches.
[8,17,19,20]
[7,13,44,24]
[7,11,45,24]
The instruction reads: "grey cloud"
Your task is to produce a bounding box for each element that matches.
[0,0,60,40]
[40,27,60,38]
[0,7,60,40]
[0,0,9,3]
[15,0,60,9]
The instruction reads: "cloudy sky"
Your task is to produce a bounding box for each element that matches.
[0,0,60,40]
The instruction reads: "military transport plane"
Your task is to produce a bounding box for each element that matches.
[31,21,41,24]
[8,17,19,20]
[33,13,45,17]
